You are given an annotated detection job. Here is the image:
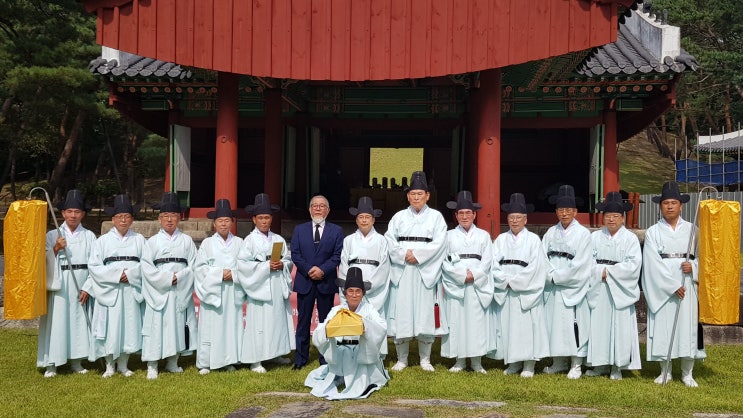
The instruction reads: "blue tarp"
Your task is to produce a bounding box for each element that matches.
[675,159,743,185]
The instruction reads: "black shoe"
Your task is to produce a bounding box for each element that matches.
[292,364,305,371]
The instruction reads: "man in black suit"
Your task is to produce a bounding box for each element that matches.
[291,195,344,369]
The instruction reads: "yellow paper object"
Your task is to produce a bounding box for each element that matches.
[698,199,740,325]
[3,200,48,319]
[326,308,364,337]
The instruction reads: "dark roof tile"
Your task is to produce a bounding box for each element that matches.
[576,24,696,77]
[89,54,191,80]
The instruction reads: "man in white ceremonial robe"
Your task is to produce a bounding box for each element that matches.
[338,196,390,355]
[305,267,389,400]
[84,194,146,378]
[491,193,549,378]
[38,190,96,377]
[440,191,494,374]
[236,193,294,373]
[585,191,642,380]
[140,192,198,379]
[541,185,592,379]
[193,199,245,374]
[642,181,705,387]
[384,171,448,372]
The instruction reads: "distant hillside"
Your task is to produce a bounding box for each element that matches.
[618,132,677,194]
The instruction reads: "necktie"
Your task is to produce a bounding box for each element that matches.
[314,224,321,244]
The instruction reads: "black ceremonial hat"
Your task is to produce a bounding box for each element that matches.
[501,193,534,214]
[105,194,140,216]
[548,184,583,209]
[152,192,182,213]
[207,198,238,219]
[349,196,382,217]
[336,266,372,293]
[246,193,280,216]
[446,190,482,211]
[57,189,90,212]
[651,181,690,204]
[596,191,633,213]
[405,171,429,192]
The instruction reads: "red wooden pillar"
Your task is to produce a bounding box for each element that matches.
[603,109,619,194]
[215,72,239,229]
[264,88,283,233]
[475,69,502,239]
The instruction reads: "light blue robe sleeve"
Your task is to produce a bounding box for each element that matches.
[237,233,292,302]
[194,239,226,308]
[442,229,494,308]
[45,230,62,291]
[542,226,592,306]
[589,228,641,310]
[85,232,146,306]
[641,223,698,314]
[141,239,171,311]
[493,232,547,310]
[175,237,198,312]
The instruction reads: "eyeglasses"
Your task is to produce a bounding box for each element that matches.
[310,204,328,210]
[113,214,133,221]
[604,214,623,220]
[507,215,526,222]
[457,210,475,217]
[556,208,575,214]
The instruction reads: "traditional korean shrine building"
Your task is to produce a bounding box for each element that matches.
[82,0,696,235]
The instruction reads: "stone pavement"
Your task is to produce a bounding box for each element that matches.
[223,393,743,418]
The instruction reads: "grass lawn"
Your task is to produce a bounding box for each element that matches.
[618,133,677,195]
[2,329,743,417]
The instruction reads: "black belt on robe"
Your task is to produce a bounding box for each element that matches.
[500,259,528,267]
[595,259,618,265]
[447,254,482,261]
[547,251,575,260]
[660,253,695,260]
[398,236,432,242]
[60,264,88,271]
[103,256,140,265]
[337,339,359,345]
[349,258,380,266]
[153,257,188,266]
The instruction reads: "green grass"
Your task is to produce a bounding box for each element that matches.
[618,133,677,194]
[3,329,743,417]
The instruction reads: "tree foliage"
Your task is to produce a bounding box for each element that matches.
[0,0,154,204]
[652,0,743,145]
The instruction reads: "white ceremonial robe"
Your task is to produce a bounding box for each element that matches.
[85,228,146,360]
[491,228,550,363]
[140,229,198,362]
[384,205,448,339]
[236,228,295,364]
[305,298,389,400]
[587,226,642,370]
[338,228,391,315]
[642,218,706,361]
[193,233,245,370]
[542,219,592,357]
[440,224,494,358]
[37,224,96,368]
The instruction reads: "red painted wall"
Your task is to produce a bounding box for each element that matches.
[86,0,629,81]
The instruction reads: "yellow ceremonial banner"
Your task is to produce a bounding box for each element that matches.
[698,199,741,325]
[2,200,48,319]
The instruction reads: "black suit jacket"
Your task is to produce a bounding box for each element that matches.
[291,221,343,295]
